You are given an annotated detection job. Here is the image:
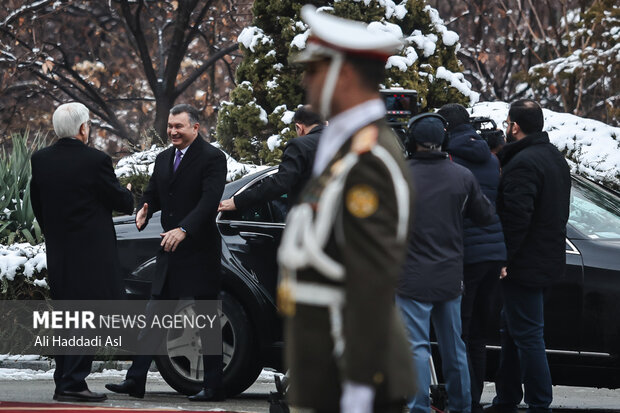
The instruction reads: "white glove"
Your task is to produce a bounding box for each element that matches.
[340,380,375,413]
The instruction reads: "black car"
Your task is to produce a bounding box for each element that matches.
[114,167,620,396]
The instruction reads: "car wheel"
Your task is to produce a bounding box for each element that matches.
[155,291,262,397]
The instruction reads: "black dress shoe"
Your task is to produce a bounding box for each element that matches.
[188,387,226,402]
[105,379,145,398]
[54,389,107,402]
[483,404,518,413]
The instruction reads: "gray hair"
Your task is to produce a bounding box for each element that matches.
[52,102,90,138]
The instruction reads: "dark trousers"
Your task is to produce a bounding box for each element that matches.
[126,289,223,391]
[461,261,502,413]
[492,281,552,413]
[53,354,94,393]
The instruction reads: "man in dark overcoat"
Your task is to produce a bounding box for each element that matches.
[105,104,227,401]
[30,102,134,402]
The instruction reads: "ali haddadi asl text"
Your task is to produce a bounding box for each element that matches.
[34,335,121,347]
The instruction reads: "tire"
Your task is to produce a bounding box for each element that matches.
[155,291,262,397]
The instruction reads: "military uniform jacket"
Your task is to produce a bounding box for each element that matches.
[278,121,416,411]
[141,136,227,298]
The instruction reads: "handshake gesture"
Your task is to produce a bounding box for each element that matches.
[135,203,185,252]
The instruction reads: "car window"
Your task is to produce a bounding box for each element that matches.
[269,195,288,223]
[221,202,273,223]
[569,178,620,239]
[219,174,288,224]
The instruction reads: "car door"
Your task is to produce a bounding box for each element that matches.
[542,229,584,352]
[217,169,287,302]
[566,177,620,357]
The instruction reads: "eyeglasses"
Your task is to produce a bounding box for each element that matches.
[502,120,514,129]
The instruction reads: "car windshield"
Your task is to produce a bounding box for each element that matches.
[569,177,620,239]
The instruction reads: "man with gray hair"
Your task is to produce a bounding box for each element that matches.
[30,102,134,402]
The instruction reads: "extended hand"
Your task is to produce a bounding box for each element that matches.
[126,183,132,191]
[218,198,237,212]
[136,203,148,230]
[160,228,186,252]
[500,266,508,279]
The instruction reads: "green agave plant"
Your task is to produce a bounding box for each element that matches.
[0,130,47,246]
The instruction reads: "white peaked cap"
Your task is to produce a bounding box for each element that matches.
[294,5,404,63]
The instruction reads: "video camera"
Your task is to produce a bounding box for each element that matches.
[380,89,420,144]
[470,116,505,152]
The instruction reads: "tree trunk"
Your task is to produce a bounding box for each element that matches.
[153,97,173,146]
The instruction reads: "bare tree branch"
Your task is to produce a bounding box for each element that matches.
[0,0,56,28]
[118,0,159,92]
[174,43,239,98]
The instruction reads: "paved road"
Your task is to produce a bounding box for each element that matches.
[0,369,619,412]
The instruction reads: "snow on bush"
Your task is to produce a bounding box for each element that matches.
[0,243,47,287]
[115,145,162,178]
[471,102,620,189]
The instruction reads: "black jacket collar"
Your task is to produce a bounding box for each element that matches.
[56,137,85,146]
[411,150,449,161]
[499,131,550,167]
[307,124,325,137]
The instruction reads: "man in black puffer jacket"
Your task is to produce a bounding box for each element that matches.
[487,100,571,413]
[439,103,507,413]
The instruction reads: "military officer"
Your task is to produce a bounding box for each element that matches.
[277,6,416,412]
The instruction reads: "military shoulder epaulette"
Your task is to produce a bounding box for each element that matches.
[350,124,378,154]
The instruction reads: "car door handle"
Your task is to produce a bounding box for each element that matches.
[239,232,274,243]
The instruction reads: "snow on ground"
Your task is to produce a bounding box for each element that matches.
[471,102,620,189]
[0,354,43,362]
[257,368,283,383]
[0,368,164,381]
[0,362,279,383]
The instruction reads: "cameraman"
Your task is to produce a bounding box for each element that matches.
[438,103,507,413]
[397,112,495,413]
